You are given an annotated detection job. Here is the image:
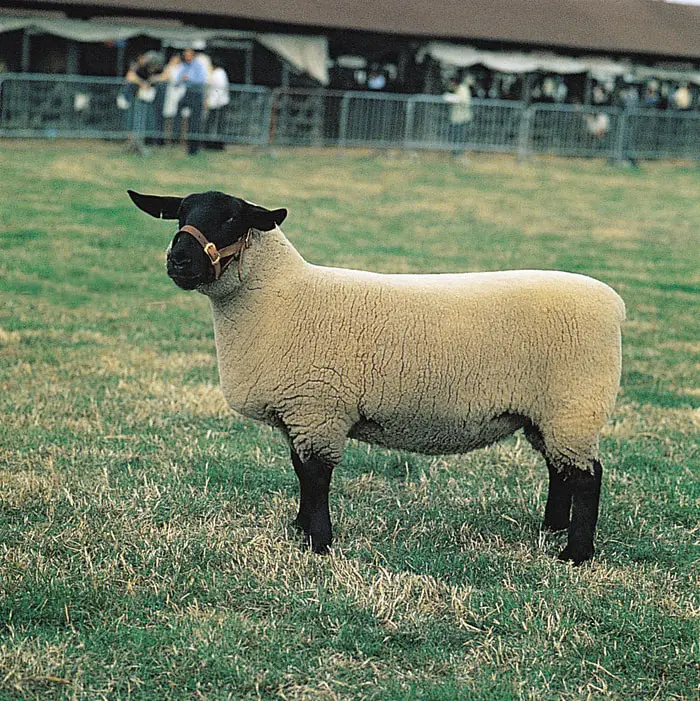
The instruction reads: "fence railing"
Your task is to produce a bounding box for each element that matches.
[1,73,698,160]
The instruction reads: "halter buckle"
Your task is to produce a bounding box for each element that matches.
[203,242,220,265]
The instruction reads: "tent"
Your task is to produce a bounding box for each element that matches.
[419,42,700,85]
[0,15,330,84]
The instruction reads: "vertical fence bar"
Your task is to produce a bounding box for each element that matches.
[338,92,350,147]
[260,88,274,146]
[614,110,627,163]
[517,106,532,161]
[404,96,416,148]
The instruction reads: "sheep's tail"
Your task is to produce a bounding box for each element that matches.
[613,290,626,323]
[598,280,626,324]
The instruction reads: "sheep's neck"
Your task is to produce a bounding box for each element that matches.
[207,228,309,415]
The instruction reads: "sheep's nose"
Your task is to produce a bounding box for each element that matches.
[169,250,192,268]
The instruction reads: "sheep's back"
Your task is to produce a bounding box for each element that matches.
[302,266,624,440]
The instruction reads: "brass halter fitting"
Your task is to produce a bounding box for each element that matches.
[176,225,253,281]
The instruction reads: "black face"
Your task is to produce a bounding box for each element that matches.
[128,190,287,290]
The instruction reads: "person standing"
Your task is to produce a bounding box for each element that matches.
[172,47,209,155]
[204,57,230,150]
[443,73,473,158]
[122,51,162,155]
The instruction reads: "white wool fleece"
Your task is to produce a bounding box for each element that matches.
[200,228,625,471]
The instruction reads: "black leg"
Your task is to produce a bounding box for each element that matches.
[291,449,334,554]
[543,460,572,532]
[559,460,603,565]
[291,450,310,534]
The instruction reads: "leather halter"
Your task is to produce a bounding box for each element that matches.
[176,224,253,281]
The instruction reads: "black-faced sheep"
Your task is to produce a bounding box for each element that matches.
[128,189,625,564]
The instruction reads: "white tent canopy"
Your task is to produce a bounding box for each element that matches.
[255,34,328,85]
[419,41,627,76]
[257,34,329,85]
[420,41,700,85]
[0,15,330,84]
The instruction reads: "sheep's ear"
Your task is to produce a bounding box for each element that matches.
[128,190,183,220]
[245,203,287,231]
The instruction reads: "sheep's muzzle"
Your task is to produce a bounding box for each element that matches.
[176,224,253,281]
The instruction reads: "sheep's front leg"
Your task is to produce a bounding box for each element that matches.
[543,461,572,532]
[291,449,334,554]
[558,460,602,565]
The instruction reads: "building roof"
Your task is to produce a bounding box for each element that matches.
[9,0,700,60]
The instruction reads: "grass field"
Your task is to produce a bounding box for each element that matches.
[0,141,698,700]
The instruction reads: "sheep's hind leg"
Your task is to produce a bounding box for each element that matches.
[522,421,572,533]
[291,449,334,554]
[291,449,310,534]
[558,460,602,565]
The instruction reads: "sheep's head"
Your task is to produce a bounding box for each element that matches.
[128,189,287,290]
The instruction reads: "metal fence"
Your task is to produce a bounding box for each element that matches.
[1,73,698,160]
[0,73,271,144]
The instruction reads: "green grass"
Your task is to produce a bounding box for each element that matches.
[1,141,698,700]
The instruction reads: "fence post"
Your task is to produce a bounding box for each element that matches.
[261,88,274,147]
[338,92,350,147]
[267,89,282,147]
[517,105,532,162]
[614,109,628,164]
[404,97,415,148]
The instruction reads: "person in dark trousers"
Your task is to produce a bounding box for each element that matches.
[203,56,230,150]
[121,51,164,155]
[443,73,473,159]
[171,47,209,155]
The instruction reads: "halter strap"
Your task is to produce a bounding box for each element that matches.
[177,225,253,281]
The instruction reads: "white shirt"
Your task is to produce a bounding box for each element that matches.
[443,83,472,124]
[207,67,230,109]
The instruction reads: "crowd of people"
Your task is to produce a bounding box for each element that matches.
[438,67,697,161]
[118,47,230,156]
[331,55,698,116]
[114,47,696,159]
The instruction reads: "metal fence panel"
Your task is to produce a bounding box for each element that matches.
[0,74,127,138]
[204,86,272,145]
[0,73,272,144]
[338,92,409,148]
[406,97,524,152]
[270,88,345,145]
[624,109,700,159]
[274,92,525,152]
[528,104,622,158]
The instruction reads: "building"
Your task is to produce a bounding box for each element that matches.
[1,0,699,102]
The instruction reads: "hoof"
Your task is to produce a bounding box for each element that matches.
[301,533,331,555]
[291,516,308,533]
[558,544,594,565]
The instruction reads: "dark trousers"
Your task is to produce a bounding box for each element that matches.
[448,121,469,155]
[145,83,166,145]
[178,86,204,155]
[203,108,226,150]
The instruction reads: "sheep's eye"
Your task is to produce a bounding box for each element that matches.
[220,217,236,234]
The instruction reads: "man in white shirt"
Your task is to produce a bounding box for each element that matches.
[443,73,473,158]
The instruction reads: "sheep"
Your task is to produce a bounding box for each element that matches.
[128,188,625,564]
